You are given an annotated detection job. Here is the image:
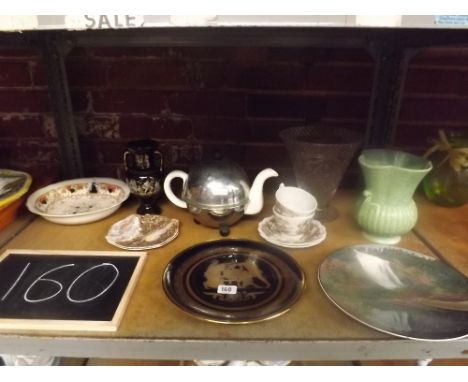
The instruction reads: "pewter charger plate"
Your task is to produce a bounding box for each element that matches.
[163,240,305,324]
[318,245,468,341]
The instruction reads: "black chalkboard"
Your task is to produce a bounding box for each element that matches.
[0,250,146,331]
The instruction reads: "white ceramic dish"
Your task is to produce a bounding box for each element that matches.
[26,177,130,225]
[106,214,179,250]
[258,216,326,249]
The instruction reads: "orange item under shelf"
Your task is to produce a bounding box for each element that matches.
[0,196,25,231]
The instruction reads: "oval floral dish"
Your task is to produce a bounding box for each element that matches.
[318,244,468,341]
[163,239,305,324]
[106,214,179,250]
[26,177,130,225]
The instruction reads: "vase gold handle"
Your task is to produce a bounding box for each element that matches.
[123,151,131,171]
[153,150,163,172]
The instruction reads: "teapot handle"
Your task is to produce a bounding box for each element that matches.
[164,170,188,209]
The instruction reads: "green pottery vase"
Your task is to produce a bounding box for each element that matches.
[355,149,432,244]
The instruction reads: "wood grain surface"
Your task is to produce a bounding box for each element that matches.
[414,196,468,277]
[0,191,441,342]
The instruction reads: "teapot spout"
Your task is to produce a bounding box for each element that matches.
[244,168,278,215]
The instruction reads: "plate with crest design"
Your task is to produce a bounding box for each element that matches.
[162,240,305,324]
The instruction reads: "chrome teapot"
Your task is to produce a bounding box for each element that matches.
[163,159,278,236]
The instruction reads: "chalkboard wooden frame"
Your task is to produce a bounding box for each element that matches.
[0,249,146,332]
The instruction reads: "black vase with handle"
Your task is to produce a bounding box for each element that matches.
[124,139,163,215]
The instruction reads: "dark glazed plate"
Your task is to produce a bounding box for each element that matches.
[163,239,305,324]
[318,244,468,341]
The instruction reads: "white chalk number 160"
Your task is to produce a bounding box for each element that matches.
[1,263,119,304]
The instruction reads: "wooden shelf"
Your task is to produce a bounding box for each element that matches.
[0,191,466,361]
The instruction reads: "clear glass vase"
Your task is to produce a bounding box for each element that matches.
[280,125,363,221]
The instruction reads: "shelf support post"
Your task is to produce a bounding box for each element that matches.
[40,32,83,178]
[366,40,417,147]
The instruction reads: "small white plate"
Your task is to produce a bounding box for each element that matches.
[258,216,326,249]
[106,214,179,251]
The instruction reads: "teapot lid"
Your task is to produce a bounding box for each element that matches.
[183,159,250,209]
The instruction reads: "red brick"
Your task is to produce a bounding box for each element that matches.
[82,163,122,178]
[67,47,89,58]
[405,68,463,95]
[0,48,40,58]
[412,47,468,67]
[92,90,166,113]
[0,90,50,112]
[169,92,245,117]
[30,61,46,87]
[90,47,171,58]
[91,47,264,61]
[168,47,242,60]
[319,118,367,133]
[178,142,289,168]
[307,65,373,93]
[70,91,90,112]
[75,115,119,139]
[192,117,306,142]
[189,61,226,89]
[394,123,468,147]
[230,47,269,63]
[166,142,203,167]
[399,97,468,122]
[108,60,188,88]
[0,62,31,86]
[269,47,373,64]
[246,118,308,142]
[0,116,43,138]
[79,139,126,164]
[176,47,268,61]
[34,60,107,88]
[247,94,325,119]
[245,144,290,167]
[0,140,61,176]
[325,96,370,119]
[191,117,245,142]
[0,140,60,167]
[394,124,440,147]
[66,60,108,87]
[225,63,304,90]
[119,115,193,139]
[198,142,247,163]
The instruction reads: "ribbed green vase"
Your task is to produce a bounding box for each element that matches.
[355,149,432,244]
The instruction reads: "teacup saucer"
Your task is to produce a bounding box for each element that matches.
[106,213,179,250]
[258,216,326,249]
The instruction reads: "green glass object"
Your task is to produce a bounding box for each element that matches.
[422,132,468,207]
[355,149,432,244]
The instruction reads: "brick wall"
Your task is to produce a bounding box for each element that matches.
[0,45,468,185]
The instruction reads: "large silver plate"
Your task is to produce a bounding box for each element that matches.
[318,245,468,341]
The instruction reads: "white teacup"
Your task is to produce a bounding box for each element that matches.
[272,207,315,237]
[275,183,317,217]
